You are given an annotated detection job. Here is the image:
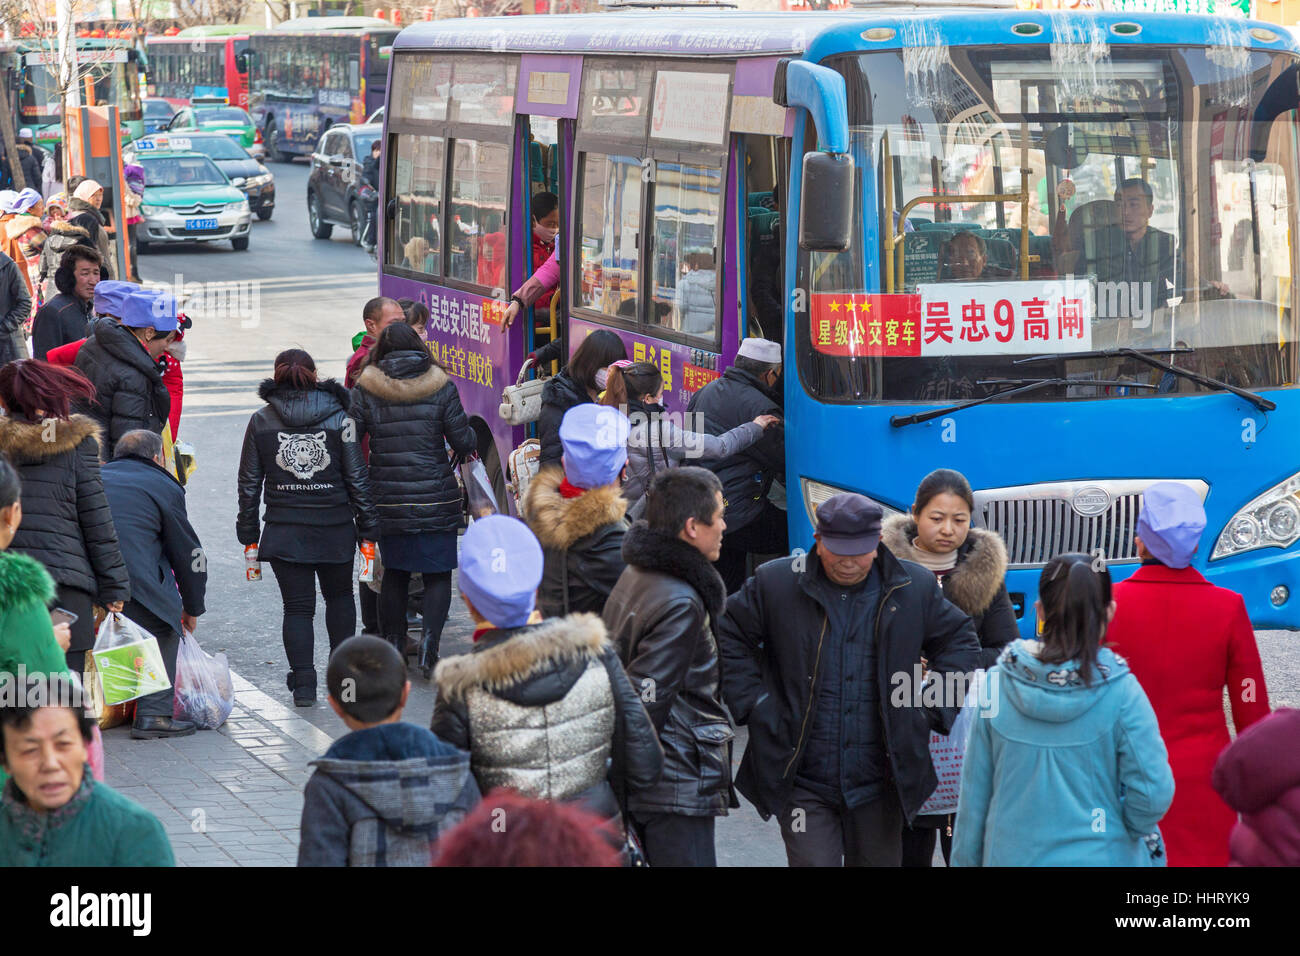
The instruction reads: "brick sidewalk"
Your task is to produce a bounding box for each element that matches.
[101,671,336,867]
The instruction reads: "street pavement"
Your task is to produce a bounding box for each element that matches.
[107,159,1300,867]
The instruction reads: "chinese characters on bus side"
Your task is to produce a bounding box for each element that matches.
[632,340,673,390]
[809,281,1096,358]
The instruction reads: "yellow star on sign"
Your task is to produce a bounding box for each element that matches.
[845,300,856,312]
[861,299,872,312]
[829,300,841,312]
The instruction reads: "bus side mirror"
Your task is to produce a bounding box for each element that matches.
[798,151,853,252]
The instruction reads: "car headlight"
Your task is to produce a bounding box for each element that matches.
[233,199,250,214]
[1212,471,1300,560]
[800,477,903,531]
[140,204,166,216]
[247,173,272,187]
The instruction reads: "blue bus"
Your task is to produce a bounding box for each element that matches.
[381,5,1300,634]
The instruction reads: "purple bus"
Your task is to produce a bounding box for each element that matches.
[378,12,800,510]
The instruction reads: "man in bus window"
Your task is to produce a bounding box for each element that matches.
[1095,178,1177,309]
[940,231,988,282]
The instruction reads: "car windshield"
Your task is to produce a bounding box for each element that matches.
[800,44,1300,404]
[142,156,227,187]
[188,136,251,160]
[198,108,251,125]
[352,130,379,155]
[144,100,173,121]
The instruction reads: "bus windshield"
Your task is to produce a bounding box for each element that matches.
[141,156,227,187]
[23,60,142,123]
[801,45,1300,404]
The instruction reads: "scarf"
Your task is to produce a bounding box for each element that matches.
[559,477,586,499]
[910,539,958,575]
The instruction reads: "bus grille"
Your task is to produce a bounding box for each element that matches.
[973,479,1209,569]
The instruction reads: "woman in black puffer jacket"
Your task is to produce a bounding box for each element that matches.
[74,315,171,449]
[238,349,378,705]
[349,323,477,673]
[0,361,129,675]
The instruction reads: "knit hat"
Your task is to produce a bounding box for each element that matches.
[73,179,103,202]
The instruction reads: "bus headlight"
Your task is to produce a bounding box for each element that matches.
[800,477,902,531]
[1212,472,1300,560]
[140,204,166,216]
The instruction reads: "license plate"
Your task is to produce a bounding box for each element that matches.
[185,218,217,230]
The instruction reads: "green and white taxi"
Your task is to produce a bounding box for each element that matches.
[134,142,252,252]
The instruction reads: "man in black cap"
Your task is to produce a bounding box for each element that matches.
[716,492,980,866]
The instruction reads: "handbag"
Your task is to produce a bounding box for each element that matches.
[499,357,546,426]
[917,669,984,816]
[507,438,541,515]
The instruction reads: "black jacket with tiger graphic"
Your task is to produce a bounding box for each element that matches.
[237,378,378,558]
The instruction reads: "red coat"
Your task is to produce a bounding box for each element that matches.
[1108,564,1271,866]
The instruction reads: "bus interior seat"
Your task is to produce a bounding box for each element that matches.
[528,142,545,187]
[1065,199,1118,276]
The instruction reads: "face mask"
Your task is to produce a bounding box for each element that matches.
[534,224,558,244]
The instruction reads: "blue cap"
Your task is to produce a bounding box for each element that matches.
[92,280,138,317]
[1137,482,1206,569]
[120,289,179,332]
[559,404,630,490]
[458,515,543,628]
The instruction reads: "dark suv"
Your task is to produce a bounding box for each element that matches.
[306,123,381,244]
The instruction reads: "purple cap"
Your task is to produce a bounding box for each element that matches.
[560,403,629,490]
[458,515,543,628]
[1137,483,1206,569]
[816,493,883,556]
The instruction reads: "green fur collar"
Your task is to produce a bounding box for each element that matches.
[0,551,56,613]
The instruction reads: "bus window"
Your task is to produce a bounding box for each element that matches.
[651,163,721,341]
[578,153,643,320]
[744,135,785,342]
[388,133,444,277]
[448,138,509,289]
[450,57,517,128]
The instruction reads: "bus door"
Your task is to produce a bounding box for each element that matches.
[732,58,794,345]
[513,55,583,371]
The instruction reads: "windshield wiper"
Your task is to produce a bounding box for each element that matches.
[890,377,1156,428]
[1013,347,1276,412]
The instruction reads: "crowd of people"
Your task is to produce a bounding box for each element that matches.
[1,282,1298,868]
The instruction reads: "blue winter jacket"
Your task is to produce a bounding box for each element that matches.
[951,639,1175,867]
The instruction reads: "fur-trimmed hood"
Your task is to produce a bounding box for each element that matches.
[523,465,628,550]
[881,513,1007,617]
[434,613,607,701]
[257,377,351,428]
[355,352,449,404]
[0,550,56,614]
[0,413,101,461]
[47,220,90,241]
[621,520,726,621]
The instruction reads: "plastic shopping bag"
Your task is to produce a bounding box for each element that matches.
[83,651,135,729]
[172,630,234,730]
[917,669,984,816]
[462,458,498,518]
[90,613,171,706]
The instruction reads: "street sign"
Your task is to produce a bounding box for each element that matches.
[24,49,130,67]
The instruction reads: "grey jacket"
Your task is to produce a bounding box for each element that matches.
[432,613,663,827]
[623,409,764,509]
[298,722,479,867]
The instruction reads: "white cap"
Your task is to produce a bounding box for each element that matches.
[17,128,32,140]
[737,337,781,363]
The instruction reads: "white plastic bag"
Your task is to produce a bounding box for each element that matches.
[90,613,171,706]
[917,669,984,816]
[172,630,234,730]
[462,458,497,518]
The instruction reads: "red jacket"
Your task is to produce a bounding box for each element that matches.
[345,334,374,389]
[1108,564,1271,866]
[1212,708,1300,866]
[47,337,183,438]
